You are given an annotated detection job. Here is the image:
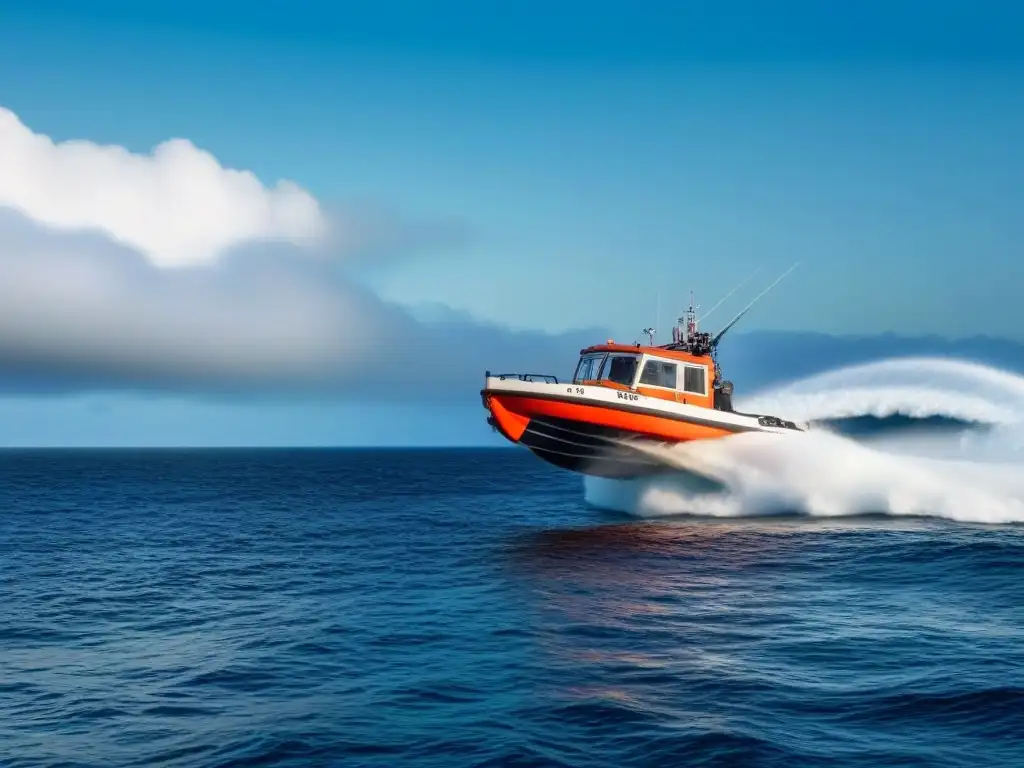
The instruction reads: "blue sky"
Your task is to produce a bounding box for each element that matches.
[0,1,1021,445]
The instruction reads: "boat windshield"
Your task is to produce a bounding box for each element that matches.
[573,353,605,383]
[603,354,639,386]
[573,352,640,385]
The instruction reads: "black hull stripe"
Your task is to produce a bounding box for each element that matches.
[521,435,655,467]
[520,418,665,467]
[526,418,628,448]
[523,425,613,453]
[520,438,655,466]
[524,446,669,478]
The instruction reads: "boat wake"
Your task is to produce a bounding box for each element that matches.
[584,357,1024,524]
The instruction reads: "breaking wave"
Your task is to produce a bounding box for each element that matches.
[742,357,1024,427]
[584,357,1024,524]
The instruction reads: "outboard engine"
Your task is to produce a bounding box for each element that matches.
[715,380,734,412]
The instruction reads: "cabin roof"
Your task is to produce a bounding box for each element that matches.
[580,342,712,366]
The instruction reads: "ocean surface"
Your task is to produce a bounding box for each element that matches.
[2,440,1024,767]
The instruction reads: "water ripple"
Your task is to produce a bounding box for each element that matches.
[2,449,1023,767]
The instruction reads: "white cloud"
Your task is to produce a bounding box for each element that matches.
[0,106,595,398]
[0,107,327,268]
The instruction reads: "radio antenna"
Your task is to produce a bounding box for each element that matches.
[710,263,799,349]
[698,268,761,324]
[655,287,661,346]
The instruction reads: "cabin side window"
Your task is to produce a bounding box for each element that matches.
[639,360,677,389]
[682,365,707,395]
[604,354,639,386]
[573,353,606,383]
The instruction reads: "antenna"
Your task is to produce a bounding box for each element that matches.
[710,263,799,349]
[698,268,761,324]
[655,287,660,346]
[679,290,699,343]
[642,327,656,345]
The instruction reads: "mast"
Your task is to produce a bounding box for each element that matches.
[662,264,797,360]
[665,291,711,356]
[681,291,698,343]
[655,287,660,346]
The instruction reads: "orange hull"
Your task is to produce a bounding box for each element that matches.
[483,390,744,478]
[489,393,734,443]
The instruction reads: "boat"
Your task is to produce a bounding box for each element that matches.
[480,267,807,478]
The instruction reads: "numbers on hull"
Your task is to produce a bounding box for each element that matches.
[564,387,640,402]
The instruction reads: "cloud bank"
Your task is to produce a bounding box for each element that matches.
[6,106,1017,403]
[0,107,599,399]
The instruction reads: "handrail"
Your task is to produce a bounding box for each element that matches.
[486,371,559,384]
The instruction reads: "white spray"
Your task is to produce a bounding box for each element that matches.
[584,357,1024,525]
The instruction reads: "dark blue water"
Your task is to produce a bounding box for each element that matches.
[2,448,1023,767]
